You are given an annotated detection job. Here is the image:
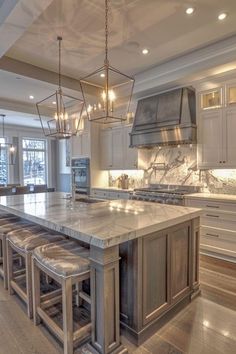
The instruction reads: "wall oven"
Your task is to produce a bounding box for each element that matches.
[71,158,90,195]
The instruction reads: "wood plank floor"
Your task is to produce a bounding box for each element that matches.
[0,254,235,354]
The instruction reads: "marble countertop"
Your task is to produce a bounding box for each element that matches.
[185,193,236,203]
[0,192,201,249]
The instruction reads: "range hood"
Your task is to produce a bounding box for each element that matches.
[130,87,196,148]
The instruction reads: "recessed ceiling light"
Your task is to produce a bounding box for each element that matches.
[52,101,56,105]
[100,73,105,77]
[186,7,195,15]
[29,95,34,100]
[142,48,149,55]
[218,12,227,20]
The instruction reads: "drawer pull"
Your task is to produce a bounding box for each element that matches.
[206,205,219,209]
[206,233,219,238]
[206,214,219,218]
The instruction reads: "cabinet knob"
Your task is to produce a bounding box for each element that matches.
[223,161,226,163]
[219,161,222,163]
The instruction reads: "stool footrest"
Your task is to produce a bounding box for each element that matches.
[37,306,64,342]
[10,280,27,303]
[79,291,91,305]
[73,323,91,344]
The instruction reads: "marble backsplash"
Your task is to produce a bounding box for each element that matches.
[109,146,236,194]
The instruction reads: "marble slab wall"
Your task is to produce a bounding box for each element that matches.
[109,146,236,194]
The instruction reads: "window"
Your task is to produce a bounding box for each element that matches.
[0,137,8,184]
[22,138,47,185]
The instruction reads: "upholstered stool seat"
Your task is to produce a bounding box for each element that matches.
[0,218,35,289]
[32,240,91,354]
[7,226,65,318]
[8,227,65,252]
[33,240,90,277]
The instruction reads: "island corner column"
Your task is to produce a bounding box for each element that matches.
[87,244,128,354]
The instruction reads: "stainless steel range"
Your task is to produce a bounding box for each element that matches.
[129,184,201,206]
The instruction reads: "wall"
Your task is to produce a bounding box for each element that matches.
[109,145,236,194]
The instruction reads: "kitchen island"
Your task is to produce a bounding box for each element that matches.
[0,192,201,354]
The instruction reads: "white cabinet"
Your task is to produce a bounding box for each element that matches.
[71,131,90,158]
[198,109,222,168]
[112,127,124,168]
[100,128,123,169]
[123,125,138,169]
[198,107,236,169]
[100,125,140,170]
[91,188,130,200]
[198,83,236,168]
[224,108,236,166]
[100,129,112,169]
[185,196,236,262]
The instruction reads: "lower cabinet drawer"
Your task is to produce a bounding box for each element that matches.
[201,210,236,230]
[201,226,236,258]
[185,198,236,213]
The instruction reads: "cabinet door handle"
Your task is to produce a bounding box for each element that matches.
[206,233,219,238]
[206,205,219,209]
[206,214,219,218]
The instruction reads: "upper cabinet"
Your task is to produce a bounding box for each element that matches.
[198,84,236,169]
[71,131,90,158]
[100,125,147,170]
[200,88,222,110]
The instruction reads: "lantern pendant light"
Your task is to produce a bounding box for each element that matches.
[0,114,17,165]
[80,0,135,124]
[36,37,84,139]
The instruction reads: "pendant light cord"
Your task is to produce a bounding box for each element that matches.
[105,0,109,63]
[57,36,62,89]
[0,114,5,138]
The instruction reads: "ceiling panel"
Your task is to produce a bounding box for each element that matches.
[6,0,236,79]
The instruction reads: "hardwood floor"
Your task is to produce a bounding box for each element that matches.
[0,255,235,354]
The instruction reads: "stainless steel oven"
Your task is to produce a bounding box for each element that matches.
[71,158,90,195]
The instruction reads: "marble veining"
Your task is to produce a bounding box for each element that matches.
[109,146,236,195]
[0,192,201,249]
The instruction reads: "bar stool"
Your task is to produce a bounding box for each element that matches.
[0,219,36,289]
[32,240,91,354]
[7,226,65,318]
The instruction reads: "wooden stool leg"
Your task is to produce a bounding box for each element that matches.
[7,240,14,295]
[25,253,33,318]
[62,277,73,354]
[2,236,8,289]
[0,237,2,260]
[32,258,41,325]
[75,282,82,307]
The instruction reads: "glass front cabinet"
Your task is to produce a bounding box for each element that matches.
[227,84,236,106]
[200,88,222,110]
[198,83,236,169]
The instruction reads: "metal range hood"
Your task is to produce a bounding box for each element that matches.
[130,87,196,148]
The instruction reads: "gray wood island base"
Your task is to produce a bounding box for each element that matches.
[0,193,201,354]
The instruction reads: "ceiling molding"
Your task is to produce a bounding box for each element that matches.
[0,56,96,95]
[0,0,54,58]
[134,34,236,98]
[0,97,37,115]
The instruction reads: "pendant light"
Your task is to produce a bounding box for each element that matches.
[80,0,135,124]
[0,114,17,165]
[36,37,84,139]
